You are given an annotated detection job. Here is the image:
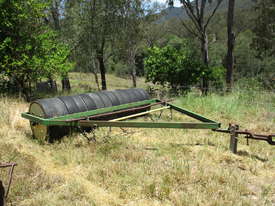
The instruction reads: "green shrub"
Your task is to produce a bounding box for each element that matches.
[144,45,225,94]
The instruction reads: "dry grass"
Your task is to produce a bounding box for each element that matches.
[0,74,274,206]
[64,72,147,94]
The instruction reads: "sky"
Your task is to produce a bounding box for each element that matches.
[154,0,182,7]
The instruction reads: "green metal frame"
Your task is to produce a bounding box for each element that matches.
[79,121,219,129]
[21,99,221,129]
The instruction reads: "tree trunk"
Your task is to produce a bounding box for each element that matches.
[201,33,209,95]
[226,0,235,92]
[129,53,137,88]
[17,77,31,102]
[50,0,72,92]
[92,71,100,91]
[131,67,137,88]
[97,55,107,90]
[92,59,100,91]
[51,0,61,31]
[62,73,71,91]
[48,77,57,93]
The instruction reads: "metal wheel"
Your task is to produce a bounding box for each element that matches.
[29,102,50,141]
[29,101,70,142]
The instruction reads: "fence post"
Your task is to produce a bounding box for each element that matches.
[229,124,239,154]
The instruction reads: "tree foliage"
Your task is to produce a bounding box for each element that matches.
[251,0,275,58]
[1,0,274,97]
[145,45,222,93]
[115,0,153,87]
[68,0,138,90]
[0,0,72,100]
[170,0,224,94]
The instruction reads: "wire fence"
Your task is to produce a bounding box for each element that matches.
[147,84,275,93]
[147,85,275,108]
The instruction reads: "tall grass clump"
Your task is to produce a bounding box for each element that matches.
[177,83,274,128]
[0,143,65,206]
[0,96,12,125]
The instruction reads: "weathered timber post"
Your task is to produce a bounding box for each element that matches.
[229,124,239,154]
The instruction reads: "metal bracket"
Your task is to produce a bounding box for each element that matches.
[77,126,97,143]
[0,163,17,201]
[214,124,274,154]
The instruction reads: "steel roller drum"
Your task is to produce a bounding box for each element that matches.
[29,88,150,141]
[29,98,70,141]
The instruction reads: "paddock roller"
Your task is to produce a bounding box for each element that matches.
[28,88,150,141]
[23,86,275,154]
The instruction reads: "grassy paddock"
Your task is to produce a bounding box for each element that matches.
[61,72,147,95]
[0,74,274,206]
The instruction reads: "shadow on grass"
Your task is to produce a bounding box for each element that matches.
[169,141,216,147]
[25,131,34,139]
[237,150,268,162]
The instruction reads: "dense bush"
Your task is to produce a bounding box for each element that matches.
[0,0,73,100]
[144,45,225,94]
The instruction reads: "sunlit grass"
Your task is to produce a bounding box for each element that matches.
[61,72,147,94]
[0,74,274,206]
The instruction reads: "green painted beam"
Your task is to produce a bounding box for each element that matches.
[21,112,75,126]
[79,120,220,129]
[21,112,220,129]
[166,103,219,123]
[21,112,44,124]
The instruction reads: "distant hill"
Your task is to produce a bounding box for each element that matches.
[159,0,256,22]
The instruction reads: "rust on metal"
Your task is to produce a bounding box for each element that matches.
[0,163,17,199]
[0,163,17,169]
[214,127,274,145]
[214,124,275,153]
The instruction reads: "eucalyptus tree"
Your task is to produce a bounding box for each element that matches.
[168,0,224,94]
[251,0,275,89]
[46,0,72,91]
[225,0,235,91]
[252,0,275,58]
[116,0,147,87]
[77,0,130,90]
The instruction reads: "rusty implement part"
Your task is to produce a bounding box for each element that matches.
[0,163,17,199]
[214,128,275,145]
[0,163,17,169]
[214,124,275,154]
[251,134,275,145]
[0,180,4,206]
